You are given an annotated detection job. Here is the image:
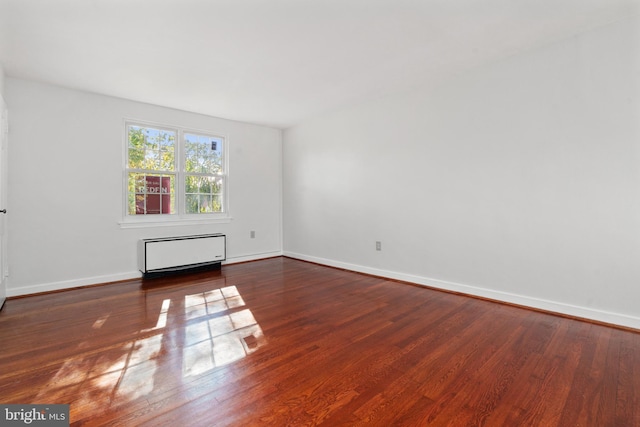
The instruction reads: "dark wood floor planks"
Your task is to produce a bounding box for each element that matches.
[0,257,638,426]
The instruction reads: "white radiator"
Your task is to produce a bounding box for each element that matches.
[138,234,226,275]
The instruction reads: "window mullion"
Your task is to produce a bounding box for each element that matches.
[177,130,185,217]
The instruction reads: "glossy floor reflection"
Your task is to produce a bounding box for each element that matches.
[21,276,266,421]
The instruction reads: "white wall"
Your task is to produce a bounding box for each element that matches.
[0,64,5,99]
[283,16,640,328]
[6,78,282,296]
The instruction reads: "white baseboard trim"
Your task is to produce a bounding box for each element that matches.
[283,251,640,330]
[7,271,141,298]
[224,250,283,265]
[7,251,284,298]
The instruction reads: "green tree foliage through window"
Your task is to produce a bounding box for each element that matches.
[184,133,224,213]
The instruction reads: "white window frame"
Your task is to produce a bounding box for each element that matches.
[120,119,231,228]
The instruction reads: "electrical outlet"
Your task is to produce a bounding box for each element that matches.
[376,241,382,251]
[250,230,256,239]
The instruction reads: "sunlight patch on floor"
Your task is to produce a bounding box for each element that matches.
[182,287,266,377]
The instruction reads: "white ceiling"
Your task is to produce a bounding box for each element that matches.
[0,0,638,129]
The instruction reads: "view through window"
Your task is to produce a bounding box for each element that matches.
[125,122,226,219]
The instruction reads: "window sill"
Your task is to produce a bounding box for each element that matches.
[118,216,233,229]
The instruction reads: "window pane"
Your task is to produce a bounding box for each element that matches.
[128,125,175,171]
[212,195,222,212]
[128,148,145,169]
[160,148,175,170]
[185,175,199,194]
[128,173,175,215]
[184,133,223,174]
[145,150,160,169]
[184,175,224,213]
[128,126,145,149]
[185,194,199,214]
[211,177,222,194]
[208,176,222,194]
[199,176,212,193]
[199,195,213,212]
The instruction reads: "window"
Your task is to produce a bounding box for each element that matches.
[127,125,176,215]
[184,133,224,214]
[125,122,227,224]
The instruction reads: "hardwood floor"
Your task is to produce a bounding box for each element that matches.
[0,257,638,426]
